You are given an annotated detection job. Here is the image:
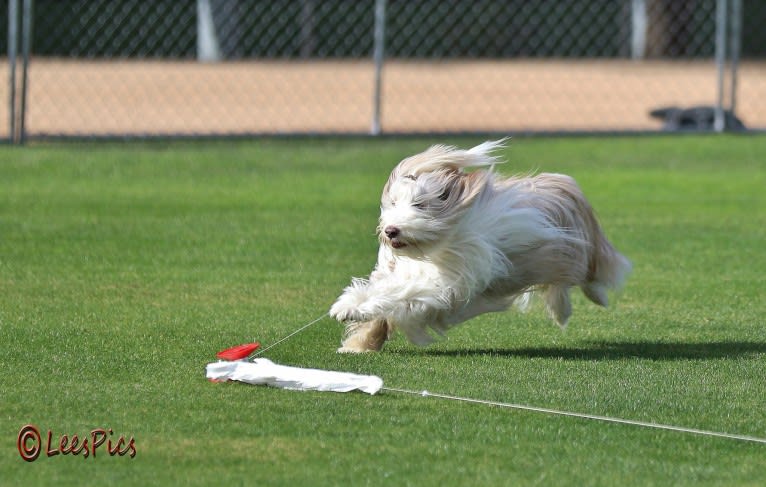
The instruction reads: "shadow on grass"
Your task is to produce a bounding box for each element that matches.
[396,341,766,361]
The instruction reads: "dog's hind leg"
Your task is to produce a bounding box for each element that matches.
[582,232,632,308]
[581,281,608,307]
[544,285,572,327]
[337,319,391,353]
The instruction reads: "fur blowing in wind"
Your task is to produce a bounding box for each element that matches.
[330,140,631,352]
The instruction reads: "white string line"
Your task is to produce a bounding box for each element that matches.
[251,312,329,358]
[244,312,765,445]
[382,387,766,445]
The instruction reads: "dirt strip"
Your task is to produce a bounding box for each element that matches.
[2,59,763,136]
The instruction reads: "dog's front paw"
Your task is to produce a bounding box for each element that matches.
[329,280,372,322]
[329,296,370,323]
[330,301,366,323]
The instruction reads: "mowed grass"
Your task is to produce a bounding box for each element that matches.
[1,135,764,486]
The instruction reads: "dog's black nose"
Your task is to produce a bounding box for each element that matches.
[384,226,400,239]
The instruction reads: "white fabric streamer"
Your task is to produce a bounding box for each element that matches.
[206,358,384,395]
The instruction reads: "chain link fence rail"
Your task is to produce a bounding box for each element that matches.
[2,0,765,141]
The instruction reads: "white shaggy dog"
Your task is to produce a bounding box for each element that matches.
[330,140,631,352]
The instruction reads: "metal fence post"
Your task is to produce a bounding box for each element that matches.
[197,0,221,62]
[714,0,728,132]
[8,0,19,143]
[371,0,386,136]
[729,0,742,124]
[19,0,32,144]
[630,0,647,59]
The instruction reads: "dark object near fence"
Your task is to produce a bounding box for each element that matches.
[650,106,746,131]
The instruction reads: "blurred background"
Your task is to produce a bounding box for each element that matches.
[3,0,765,140]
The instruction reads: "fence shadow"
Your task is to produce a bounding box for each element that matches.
[398,341,766,361]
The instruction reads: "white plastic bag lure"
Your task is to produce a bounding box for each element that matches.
[206,358,384,395]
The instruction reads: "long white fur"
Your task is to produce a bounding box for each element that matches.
[330,140,631,352]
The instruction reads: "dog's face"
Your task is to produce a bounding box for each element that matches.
[378,148,488,254]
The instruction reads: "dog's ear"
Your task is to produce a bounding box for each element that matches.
[396,140,507,176]
[458,170,488,204]
[438,169,489,215]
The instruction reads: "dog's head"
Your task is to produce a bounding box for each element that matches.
[378,140,506,254]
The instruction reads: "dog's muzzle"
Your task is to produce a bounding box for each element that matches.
[384,226,407,249]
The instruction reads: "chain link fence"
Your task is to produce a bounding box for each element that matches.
[3,0,765,141]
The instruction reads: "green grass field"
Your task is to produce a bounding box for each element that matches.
[1,135,765,486]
